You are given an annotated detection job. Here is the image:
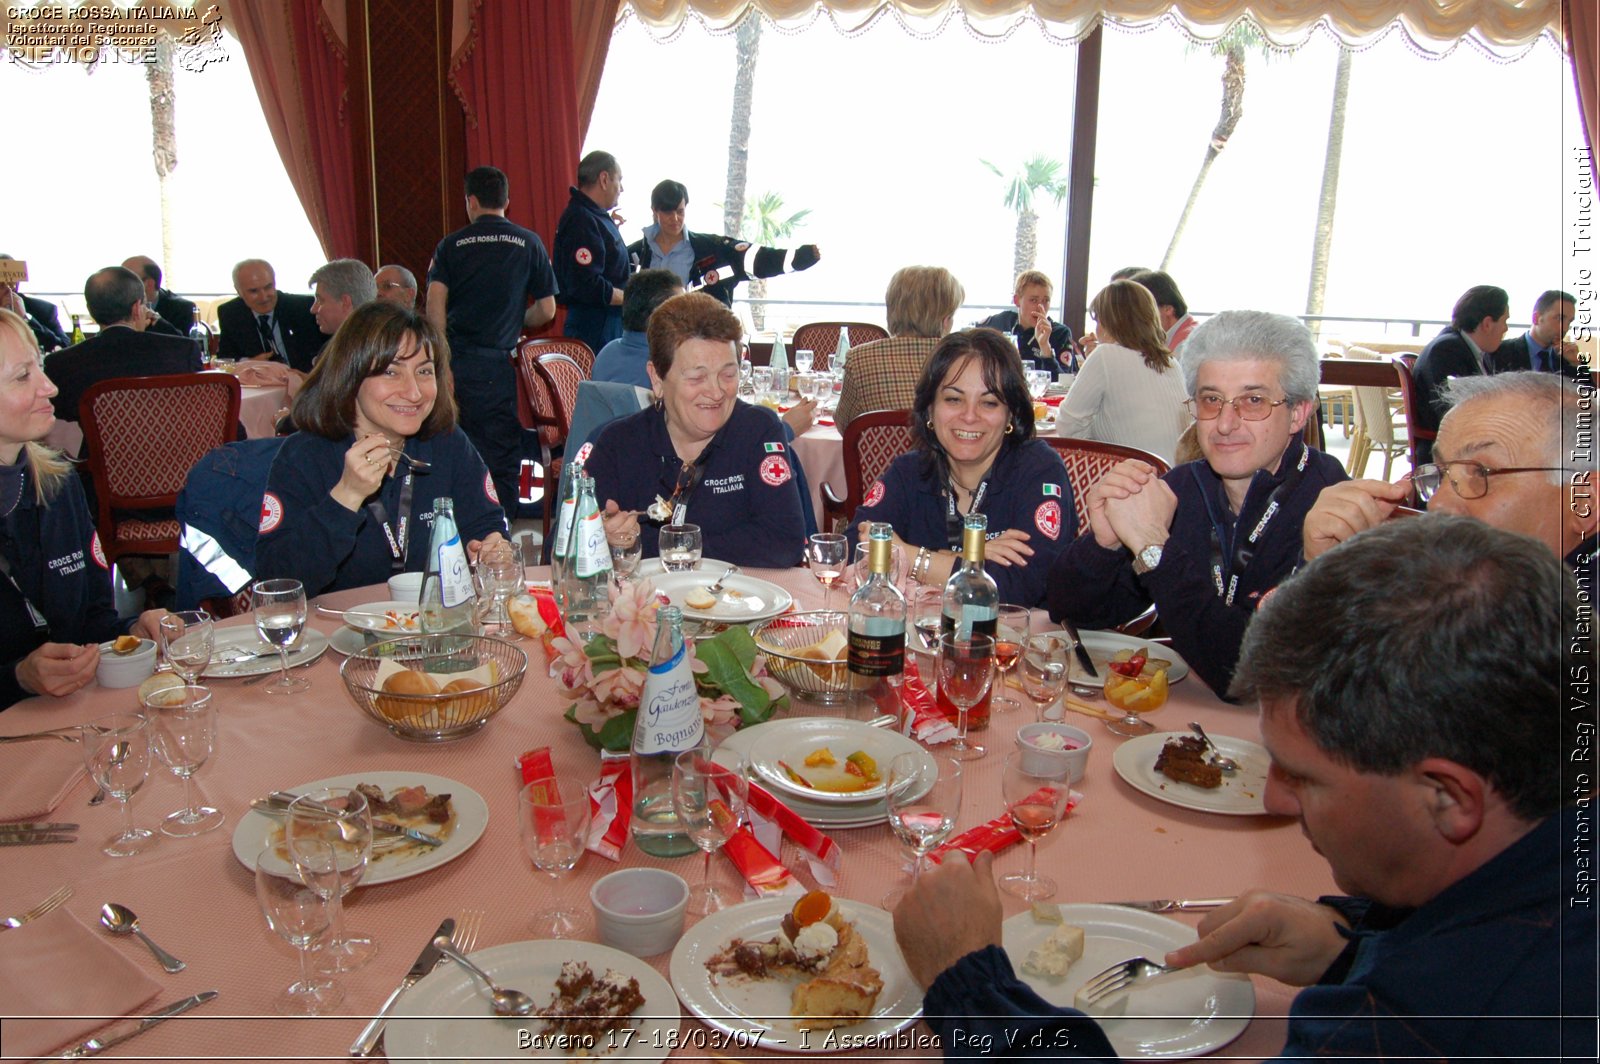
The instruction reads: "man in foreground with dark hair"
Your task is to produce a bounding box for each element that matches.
[1412,284,1509,463]
[898,513,1595,1060]
[555,150,629,356]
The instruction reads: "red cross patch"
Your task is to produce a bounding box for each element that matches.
[484,472,499,505]
[759,454,791,487]
[89,532,108,570]
[575,247,593,266]
[863,480,885,508]
[575,441,594,466]
[1034,500,1062,540]
[259,492,284,534]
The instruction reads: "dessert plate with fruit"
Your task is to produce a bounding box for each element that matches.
[1110,732,1271,816]
[745,718,935,807]
[203,626,330,678]
[230,771,488,884]
[1001,903,1253,1058]
[713,727,895,829]
[651,571,792,624]
[1067,632,1190,686]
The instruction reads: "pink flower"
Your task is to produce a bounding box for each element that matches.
[571,694,615,730]
[549,634,593,694]
[591,665,645,710]
[603,579,661,661]
[700,695,741,746]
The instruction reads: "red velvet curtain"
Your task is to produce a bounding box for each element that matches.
[1567,0,1597,171]
[290,1,359,259]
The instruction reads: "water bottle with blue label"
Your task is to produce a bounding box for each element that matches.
[630,606,702,857]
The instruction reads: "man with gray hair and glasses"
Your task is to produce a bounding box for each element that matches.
[374,264,418,310]
[1048,310,1348,695]
[1303,371,1596,570]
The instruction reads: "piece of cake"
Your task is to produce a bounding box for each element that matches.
[1155,735,1223,789]
[1022,923,1085,978]
[791,919,884,1029]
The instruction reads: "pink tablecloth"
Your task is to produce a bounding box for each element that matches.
[43,382,286,455]
[0,569,1333,1061]
[793,423,844,528]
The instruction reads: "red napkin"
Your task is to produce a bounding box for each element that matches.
[927,787,1082,865]
[900,659,958,744]
[519,747,631,861]
[0,740,86,822]
[729,777,842,897]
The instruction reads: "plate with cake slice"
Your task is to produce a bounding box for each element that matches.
[670,893,921,1051]
[1111,732,1271,816]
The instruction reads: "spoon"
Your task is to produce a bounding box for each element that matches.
[1189,721,1240,775]
[704,564,740,597]
[99,903,186,972]
[433,934,534,1016]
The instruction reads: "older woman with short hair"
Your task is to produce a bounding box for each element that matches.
[589,292,805,568]
[255,301,507,595]
[834,265,964,429]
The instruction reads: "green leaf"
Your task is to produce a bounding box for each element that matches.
[563,702,636,752]
[711,625,759,672]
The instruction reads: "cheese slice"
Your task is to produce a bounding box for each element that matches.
[1022,923,1084,978]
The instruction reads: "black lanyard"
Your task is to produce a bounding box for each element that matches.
[1198,443,1309,606]
[943,476,990,549]
[658,430,721,526]
[366,469,415,572]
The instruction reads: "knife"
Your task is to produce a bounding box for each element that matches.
[348,918,453,1058]
[39,989,218,1061]
[0,822,78,833]
[251,795,445,847]
[1059,619,1099,680]
[1108,897,1232,913]
[0,834,76,846]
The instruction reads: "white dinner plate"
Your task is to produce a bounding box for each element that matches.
[201,626,329,678]
[649,571,793,625]
[637,555,733,578]
[231,770,488,885]
[1002,904,1253,1059]
[328,625,367,656]
[343,600,423,635]
[1068,631,1191,686]
[669,897,921,1051]
[744,718,934,807]
[713,724,889,829]
[386,939,678,1064]
[1111,732,1271,817]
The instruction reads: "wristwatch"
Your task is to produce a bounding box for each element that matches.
[1131,544,1164,575]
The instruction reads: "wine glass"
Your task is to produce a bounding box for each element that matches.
[659,523,702,572]
[81,711,155,857]
[852,540,904,591]
[518,776,592,937]
[610,535,642,585]
[157,609,213,684]
[251,578,309,694]
[476,541,522,639]
[1020,633,1071,722]
[1000,750,1073,900]
[794,348,815,375]
[991,605,1032,713]
[807,532,848,609]
[672,750,749,915]
[285,788,375,973]
[882,753,961,909]
[141,684,224,837]
[937,632,994,761]
[255,845,343,1014]
[739,347,754,396]
[751,365,773,403]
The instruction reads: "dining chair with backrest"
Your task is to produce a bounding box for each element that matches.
[790,321,890,373]
[519,336,594,378]
[820,408,917,533]
[529,352,585,543]
[1387,354,1431,477]
[1342,346,1409,480]
[514,343,564,517]
[80,372,242,569]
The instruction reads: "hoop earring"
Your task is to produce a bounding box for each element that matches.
[1005,421,1015,435]
[926,420,934,430]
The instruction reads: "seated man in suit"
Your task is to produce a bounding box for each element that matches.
[374,264,418,310]
[1412,285,1509,463]
[121,255,197,335]
[216,258,325,372]
[1489,289,1584,379]
[0,253,69,352]
[309,259,377,337]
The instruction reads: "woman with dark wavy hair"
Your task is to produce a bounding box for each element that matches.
[852,328,1075,607]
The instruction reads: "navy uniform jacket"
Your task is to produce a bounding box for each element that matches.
[554,188,628,313]
[585,402,805,569]
[1,458,131,710]
[1412,326,1485,464]
[1048,438,1347,697]
[852,440,1075,609]
[974,309,1079,378]
[427,214,557,354]
[627,231,819,308]
[21,294,69,352]
[255,428,508,596]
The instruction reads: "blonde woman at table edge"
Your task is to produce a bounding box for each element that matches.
[852,328,1075,609]
[0,309,167,709]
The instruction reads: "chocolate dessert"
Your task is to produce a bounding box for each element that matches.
[1155,735,1223,789]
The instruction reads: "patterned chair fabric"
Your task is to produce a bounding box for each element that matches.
[790,321,890,373]
[1044,437,1171,536]
[520,336,594,378]
[821,409,916,532]
[80,373,242,564]
[534,353,584,451]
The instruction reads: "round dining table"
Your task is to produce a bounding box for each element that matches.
[0,565,1334,1062]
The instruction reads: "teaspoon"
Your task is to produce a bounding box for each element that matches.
[433,934,534,1016]
[1189,721,1240,775]
[100,902,186,972]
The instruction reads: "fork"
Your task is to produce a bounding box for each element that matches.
[1077,956,1177,1006]
[0,884,73,930]
[453,908,483,955]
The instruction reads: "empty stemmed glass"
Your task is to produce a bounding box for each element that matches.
[141,685,223,837]
[991,605,1032,713]
[1020,633,1071,722]
[882,752,961,909]
[610,535,642,585]
[81,711,154,857]
[285,788,375,972]
[794,348,815,376]
[937,632,994,761]
[255,844,343,1014]
[672,750,749,915]
[251,578,309,694]
[157,610,213,683]
[659,523,703,572]
[807,532,848,610]
[518,776,591,937]
[477,541,523,640]
[1000,750,1073,900]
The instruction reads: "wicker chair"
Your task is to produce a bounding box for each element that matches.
[80,373,241,567]
[820,409,916,533]
[790,321,889,373]
[519,336,594,378]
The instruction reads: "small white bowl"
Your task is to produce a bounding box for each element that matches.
[1016,722,1093,783]
[387,571,425,602]
[95,638,157,689]
[590,868,689,958]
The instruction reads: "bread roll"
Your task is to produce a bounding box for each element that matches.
[137,671,185,705]
[375,669,441,721]
[440,677,492,717]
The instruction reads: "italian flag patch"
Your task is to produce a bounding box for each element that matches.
[1042,483,1062,497]
[764,442,786,453]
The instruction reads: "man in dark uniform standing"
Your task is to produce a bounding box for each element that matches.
[554,151,628,356]
[426,165,558,525]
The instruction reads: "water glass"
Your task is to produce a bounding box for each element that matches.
[807,532,849,610]
[659,523,702,571]
[518,776,592,937]
[1000,751,1072,900]
[251,578,309,694]
[1021,634,1072,721]
[882,752,961,909]
[142,685,223,837]
[81,711,154,857]
[157,610,213,683]
[256,845,342,1014]
[610,536,642,584]
[477,541,523,639]
[794,348,815,375]
[672,751,749,915]
[937,632,994,761]
[751,365,773,401]
[286,788,375,973]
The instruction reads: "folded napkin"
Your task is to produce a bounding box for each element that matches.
[0,740,86,822]
[0,907,162,1058]
[927,788,1082,866]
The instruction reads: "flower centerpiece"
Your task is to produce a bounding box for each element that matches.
[556,578,789,751]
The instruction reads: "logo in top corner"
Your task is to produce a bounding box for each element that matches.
[259,492,284,534]
[89,532,108,570]
[575,247,593,266]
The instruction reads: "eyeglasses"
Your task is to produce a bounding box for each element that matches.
[378,282,410,290]
[1412,461,1574,502]
[1184,393,1288,421]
